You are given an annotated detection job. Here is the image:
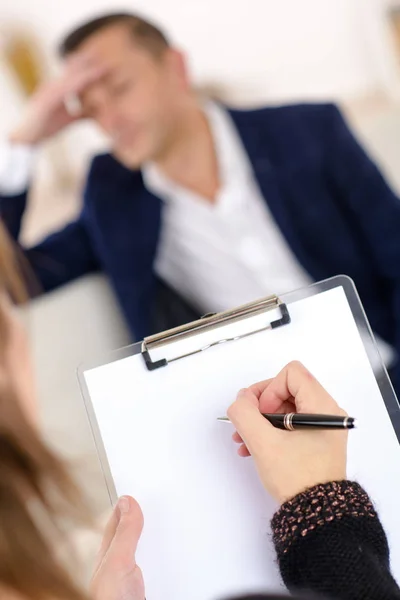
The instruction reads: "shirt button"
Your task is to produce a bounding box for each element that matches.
[237,237,268,269]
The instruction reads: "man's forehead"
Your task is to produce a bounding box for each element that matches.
[67,24,138,64]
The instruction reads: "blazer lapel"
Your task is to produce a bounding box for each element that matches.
[229,109,323,282]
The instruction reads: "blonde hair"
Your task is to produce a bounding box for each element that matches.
[0,220,90,600]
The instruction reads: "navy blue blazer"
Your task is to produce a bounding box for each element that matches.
[2,103,400,391]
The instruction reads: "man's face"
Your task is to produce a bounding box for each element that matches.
[71,24,189,168]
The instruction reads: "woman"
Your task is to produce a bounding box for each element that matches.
[0,223,131,600]
[0,221,398,600]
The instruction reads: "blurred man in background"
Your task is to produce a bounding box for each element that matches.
[1,13,400,390]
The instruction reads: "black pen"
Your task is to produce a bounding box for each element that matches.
[217,413,356,430]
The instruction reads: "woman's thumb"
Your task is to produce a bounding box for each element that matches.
[107,496,144,568]
[227,388,274,455]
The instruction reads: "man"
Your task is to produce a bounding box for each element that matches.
[1,13,400,391]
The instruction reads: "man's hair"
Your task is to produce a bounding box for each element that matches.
[59,12,170,58]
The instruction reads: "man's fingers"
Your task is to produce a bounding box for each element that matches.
[64,51,105,76]
[60,63,109,97]
[58,64,109,118]
[65,52,98,70]
[73,64,109,92]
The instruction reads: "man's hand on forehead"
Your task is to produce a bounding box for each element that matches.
[62,55,109,117]
[9,52,110,144]
[64,50,105,72]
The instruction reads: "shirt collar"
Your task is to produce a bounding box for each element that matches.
[142,100,252,205]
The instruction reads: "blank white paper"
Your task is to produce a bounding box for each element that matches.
[84,286,400,599]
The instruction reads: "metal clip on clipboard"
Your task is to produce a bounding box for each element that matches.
[141,295,291,371]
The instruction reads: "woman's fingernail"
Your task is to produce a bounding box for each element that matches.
[237,388,247,397]
[118,496,130,515]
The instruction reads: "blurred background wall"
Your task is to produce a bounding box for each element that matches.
[1,0,399,108]
[2,0,400,134]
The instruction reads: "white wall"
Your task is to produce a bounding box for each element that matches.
[0,0,397,105]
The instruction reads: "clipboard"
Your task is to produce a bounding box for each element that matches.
[78,276,400,599]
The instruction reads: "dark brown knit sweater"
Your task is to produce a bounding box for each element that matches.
[270,480,400,599]
[234,480,399,600]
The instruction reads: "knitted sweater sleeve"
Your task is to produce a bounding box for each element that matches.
[271,481,400,600]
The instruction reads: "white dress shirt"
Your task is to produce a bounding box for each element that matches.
[144,102,312,313]
[0,141,35,196]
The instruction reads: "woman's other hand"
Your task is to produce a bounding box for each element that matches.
[91,496,145,600]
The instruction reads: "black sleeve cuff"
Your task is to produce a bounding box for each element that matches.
[271,481,378,556]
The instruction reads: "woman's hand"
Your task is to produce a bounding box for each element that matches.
[91,496,145,600]
[228,361,348,504]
